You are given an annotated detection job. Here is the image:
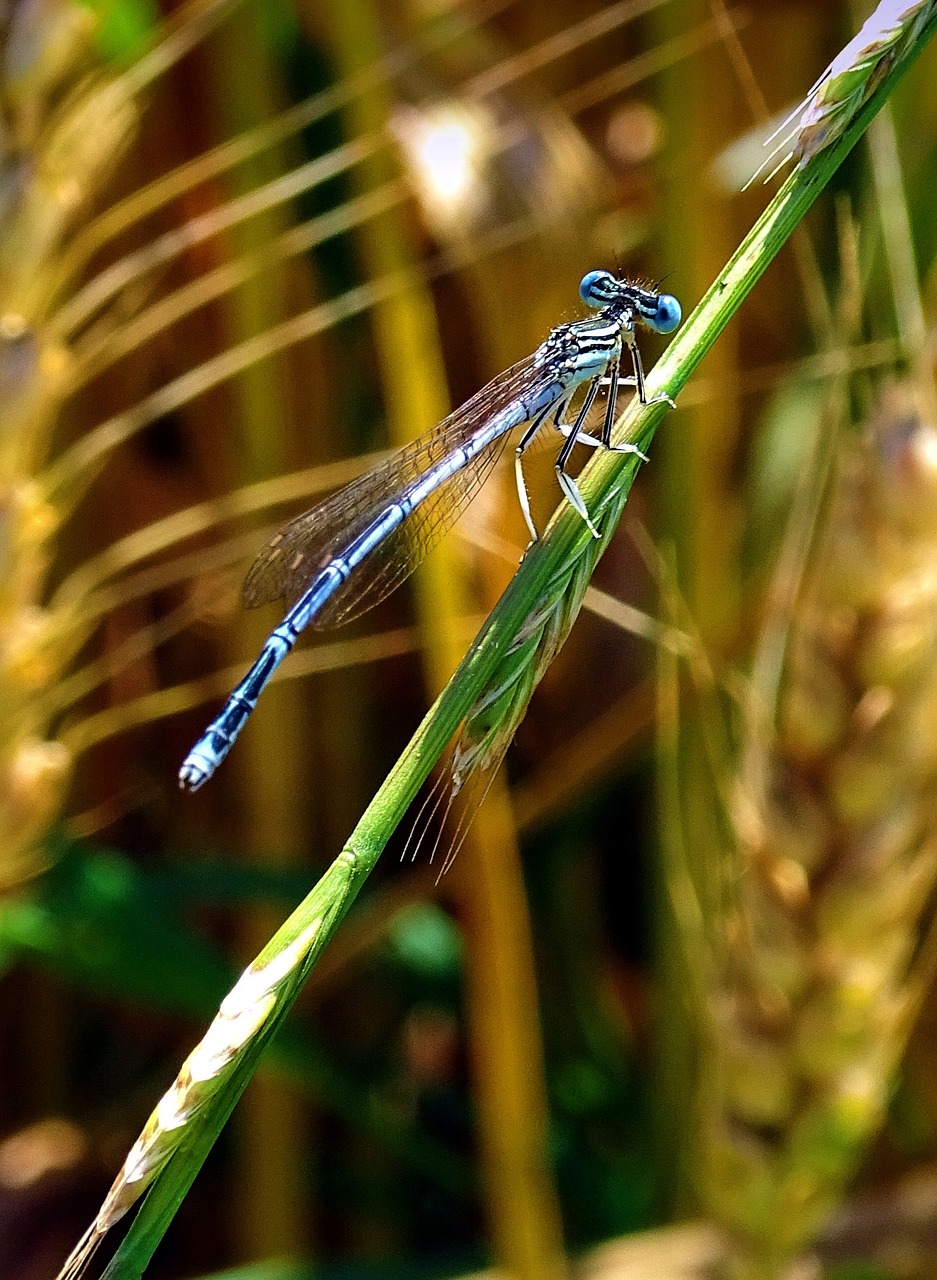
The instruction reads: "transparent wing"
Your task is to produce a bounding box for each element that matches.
[243,354,549,628]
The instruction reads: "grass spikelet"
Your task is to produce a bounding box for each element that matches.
[749,2,937,187]
[58,848,360,1280]
[697,383,937,1278]
[440,474,637,868]
[794,0,936,166]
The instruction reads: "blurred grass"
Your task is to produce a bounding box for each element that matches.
[6,2,937,1279]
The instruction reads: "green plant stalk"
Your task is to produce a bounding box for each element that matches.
[320,3,566,1276]
[97,15,937,1277]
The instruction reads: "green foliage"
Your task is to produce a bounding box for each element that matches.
[7,4,937,1280]
[76,0,160,61]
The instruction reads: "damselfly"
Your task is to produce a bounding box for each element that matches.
[179,270,681,791]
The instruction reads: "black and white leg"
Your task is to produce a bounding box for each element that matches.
[554,375,603,538]
[514,399,567,542]
[558,371,631,448]
[556,365,645,455]
[627,333,676,411]
[600,356,648,461]
[558,357,650,459]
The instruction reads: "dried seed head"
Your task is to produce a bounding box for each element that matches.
[703,382,937,1270]
[0,738,72,886]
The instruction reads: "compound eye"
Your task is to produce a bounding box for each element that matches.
[579,269,615,307]
[652,293,682,333]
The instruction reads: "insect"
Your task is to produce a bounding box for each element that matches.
[178,270,681,791]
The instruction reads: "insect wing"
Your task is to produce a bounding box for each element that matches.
[242,355,545,626]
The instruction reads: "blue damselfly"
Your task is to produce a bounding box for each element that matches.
[179,270,681,791]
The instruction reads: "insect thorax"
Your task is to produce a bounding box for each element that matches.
[533,323,578,377]
[534,307,629,382]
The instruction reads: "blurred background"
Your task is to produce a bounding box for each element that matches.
[3,0,937,1277]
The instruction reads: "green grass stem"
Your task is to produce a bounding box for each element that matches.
[87,11,937,1276]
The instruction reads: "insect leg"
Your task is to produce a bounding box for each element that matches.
[514,398,567,542]
[555,376,602,538]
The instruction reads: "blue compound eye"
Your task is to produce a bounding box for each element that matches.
[579,270,615,307]
[651,293,681,333]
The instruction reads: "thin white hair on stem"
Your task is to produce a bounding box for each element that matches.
[401,765,453,865]
[741,110,800,191]
[437,760,505,881]
[398,724,511,880]
[57,1222,103,1280]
